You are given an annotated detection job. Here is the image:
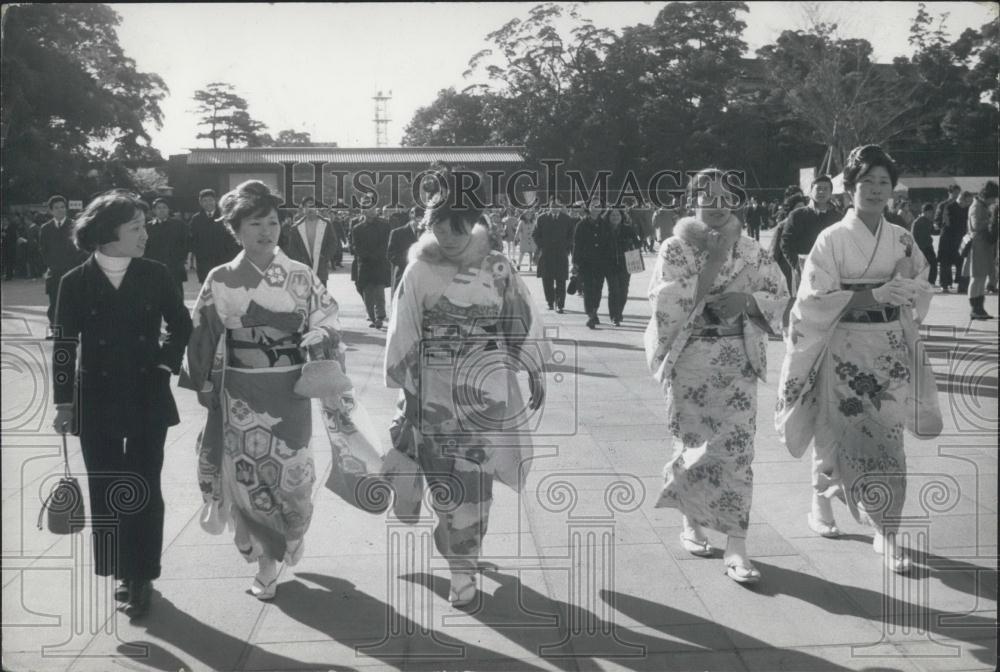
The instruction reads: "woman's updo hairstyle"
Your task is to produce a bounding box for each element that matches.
[219,180,282,233]
[842,144,899,194]
[686,168,730,210]
[73,189,142,252]
[420,162,488,234]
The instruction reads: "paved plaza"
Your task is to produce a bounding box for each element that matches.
[2,230,997,672]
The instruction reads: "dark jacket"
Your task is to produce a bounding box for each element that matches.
[52,256,193,436]
[387,223,420,291]
[609,222,643,274]
[532,212,574,279]
[282,217,340,285]
[941,201,969,243]
[144,217,189,284]
[572,216,615,270]
[188,209,240,283]
[911,214,934,249]
[351,216,392,287]
[39,218,86,280]
[779,205,842,271]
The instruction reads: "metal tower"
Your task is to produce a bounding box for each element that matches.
[373,90,392,147]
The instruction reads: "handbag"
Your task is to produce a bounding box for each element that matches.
[37,433,85,535]
[294,346,354,399]
[624,248,645,274]
[566,275,579,295]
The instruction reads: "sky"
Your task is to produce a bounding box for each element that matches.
[109,2,999,156]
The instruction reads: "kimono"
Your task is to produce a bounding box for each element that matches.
[644,216,788,535]
[183,249,343,564]
[384,224,546,573]
[775,213,941,533]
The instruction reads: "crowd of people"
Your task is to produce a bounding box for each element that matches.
[22,146,996,619]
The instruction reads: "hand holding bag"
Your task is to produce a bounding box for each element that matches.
[37,433,85,535]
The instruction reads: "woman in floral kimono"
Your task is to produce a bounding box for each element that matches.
[183,181,344,600]
[775,145,941,574]
[385,167,546,607]
[645,168,789,584]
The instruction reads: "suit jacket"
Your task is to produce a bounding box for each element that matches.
[532,212,574,279]
[282,217,339,285]
[572,217,614,270]
[39,218,86,281]
[144,217,189,284]
[351,216,392,287]
[387,223,420,291]
[52,256,193,437]
[188,209,240,282]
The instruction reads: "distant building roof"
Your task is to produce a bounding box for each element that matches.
[186,146,527,166]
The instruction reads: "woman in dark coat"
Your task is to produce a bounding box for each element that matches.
[52,190,193,618]
[604,207,643,326]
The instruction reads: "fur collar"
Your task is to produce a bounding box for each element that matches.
[674,214,742,255]
[408,222,492,267]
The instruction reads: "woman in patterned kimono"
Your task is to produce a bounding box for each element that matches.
[183,181,344,600]
[644,169,789,584]
[776,146,941,574]
[385,168,546,607]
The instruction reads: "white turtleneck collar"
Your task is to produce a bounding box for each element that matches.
[94,251,132,289]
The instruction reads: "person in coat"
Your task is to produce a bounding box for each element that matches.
[351,196,392,328]
[387,206,423,294]
[144,198,190,297]
[188,189,241,283]
[532,202,574,313]
[964,181,999,319]
[39,195,87,335]
[572,202,615,329]
[282,196,340,286]
[51,190,193,618]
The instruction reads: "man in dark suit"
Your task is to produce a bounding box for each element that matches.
[52,190,192,618]
[387,206,423,293]
[532,201,575,313]
[351,196,392,328]
[144,198,189,297]
[188,189,240,284]
[282,196,340,286]
[39,195,87,336]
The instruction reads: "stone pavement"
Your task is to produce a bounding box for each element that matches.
[2,230,997,672]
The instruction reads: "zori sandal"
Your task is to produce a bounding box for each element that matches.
[679,532,715,557]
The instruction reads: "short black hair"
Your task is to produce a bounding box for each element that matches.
[198,189,217,200]
[842,144,899,193]
[422,163,487,234]
[948,184,961,194]
[151,198,170,209]
[300,195,316,207]
[73,190,142,252]
[220,180,282,233]
[811,175,833,188]
[978,181,999,200]
[921,203,934,212]
[48,195,67,210]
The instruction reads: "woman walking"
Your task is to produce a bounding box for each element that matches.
[514,209,537,272]
[605,207,643,326]
[645,169,789,584]
[52,190,193,617]
[385,167,546,607]
[183,180,345,600]
[776,145,941,574]
[963,181,999,319]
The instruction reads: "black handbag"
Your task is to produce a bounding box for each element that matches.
[37,433,85,534]
[567,275,579,295]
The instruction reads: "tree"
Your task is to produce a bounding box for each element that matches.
[272,129,313,146]
[402,88,495,146]
[1,3,167,202]
[191,82,269,148]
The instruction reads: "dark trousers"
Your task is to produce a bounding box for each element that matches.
[918,245,937,286]
[938,244,967,291]
[541,274,566,309]
[607,271,631,321]
[360,283,387,322]
[581,266,611,317]
[747,224,760,242]
[46,275,62,328]
[79,424,167,581]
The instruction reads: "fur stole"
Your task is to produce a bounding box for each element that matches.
[673,214,742,257]
[408,222,492,268]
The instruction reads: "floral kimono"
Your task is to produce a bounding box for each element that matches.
[384,224,546,573]
[644,216,788,534]
[183,249,342,564]
[775,213,941,532]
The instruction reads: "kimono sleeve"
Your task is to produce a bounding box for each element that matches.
[498,256,550,371]
[307,271,344,365]
[182,274,225,392]
[748,246,790,335]
[384,262,425,396]
[643,238,697,383]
